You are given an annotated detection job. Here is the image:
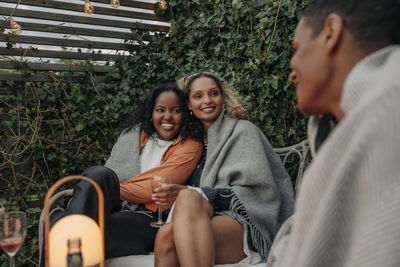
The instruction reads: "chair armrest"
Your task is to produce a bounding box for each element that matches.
[38,189,74,266]
[273,139,310,195]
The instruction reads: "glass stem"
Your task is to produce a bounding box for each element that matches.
[9,255,15,267]
[157,205,163,224]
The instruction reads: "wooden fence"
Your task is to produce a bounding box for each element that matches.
[0,0,169,82]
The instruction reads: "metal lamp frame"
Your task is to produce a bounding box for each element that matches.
[43,175,105,267]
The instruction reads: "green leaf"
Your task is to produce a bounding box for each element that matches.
[75,120,85,132]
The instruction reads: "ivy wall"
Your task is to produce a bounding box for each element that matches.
[0,0,308,265]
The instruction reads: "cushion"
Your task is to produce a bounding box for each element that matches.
[106,254,266,267]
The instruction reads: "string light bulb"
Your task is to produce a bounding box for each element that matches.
[9,17,22,35]
[110,0,120,8]
[168,24,177,35]
[84,0,94,14]
[159,0,168,10]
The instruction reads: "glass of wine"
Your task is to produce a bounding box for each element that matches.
[150,175,170,228]
[0,202,4,215]
[0,211,27,267]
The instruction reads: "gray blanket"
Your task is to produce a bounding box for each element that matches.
[200,113,294,259]
[105,127,141,183]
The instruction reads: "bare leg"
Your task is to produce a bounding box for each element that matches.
[173,189,214,267]
[155,189,247,267]
[154,223,179,267]
[212,215,246,264]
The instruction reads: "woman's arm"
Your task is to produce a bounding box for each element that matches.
[119,138,203,211]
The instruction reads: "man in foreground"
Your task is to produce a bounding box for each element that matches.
[268,0,400,266]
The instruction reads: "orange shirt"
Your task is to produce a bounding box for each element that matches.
[119,131,203,212]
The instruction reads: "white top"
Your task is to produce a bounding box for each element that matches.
[140,137,174,173]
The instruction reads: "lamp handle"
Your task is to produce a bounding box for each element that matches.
[44,175,105,267]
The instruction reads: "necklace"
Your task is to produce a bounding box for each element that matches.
[150,133,175,149]
[156,138,173,148]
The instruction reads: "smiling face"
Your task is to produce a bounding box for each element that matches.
[152,91,183,141]
[188,76,224,132]
[289,19,335,116]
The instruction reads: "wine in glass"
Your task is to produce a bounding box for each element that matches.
[0,211,27,267]
[150,175,170,228]
[0,202,4,215]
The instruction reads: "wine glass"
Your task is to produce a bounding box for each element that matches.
[150,175,170,228]
[0,202,4,215]
[0,211,27,267]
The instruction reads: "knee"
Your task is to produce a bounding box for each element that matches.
[75,166,119,198]
[154,223,175,255]
[81,166,118,186]
[174,189,210,218]
[82,166,112,179]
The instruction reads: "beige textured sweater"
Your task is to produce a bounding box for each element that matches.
[268,45,400,267]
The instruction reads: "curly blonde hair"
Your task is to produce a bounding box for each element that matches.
[177,71,249,120]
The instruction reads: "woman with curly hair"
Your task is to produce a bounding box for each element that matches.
[153,72,294,266]
[41,83,203,265]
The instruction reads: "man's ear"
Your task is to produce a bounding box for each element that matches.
[322,14,344,55]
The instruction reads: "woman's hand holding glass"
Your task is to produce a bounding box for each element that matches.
[150,176,172,228]
[153,184,188,211]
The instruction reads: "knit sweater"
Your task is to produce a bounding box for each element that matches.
[269,45,400,267]
[201,113,294,260]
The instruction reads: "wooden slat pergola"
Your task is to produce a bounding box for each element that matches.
[0,0,169,82]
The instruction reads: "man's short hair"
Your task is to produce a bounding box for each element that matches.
[302,0,400,51]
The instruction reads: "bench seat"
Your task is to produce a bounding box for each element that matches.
[39,140,310,267]
[106,254,266,267]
